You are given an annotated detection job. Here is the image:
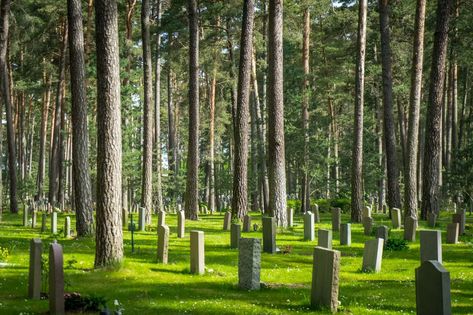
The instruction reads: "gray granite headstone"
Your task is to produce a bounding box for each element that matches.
[452,211,465,235]
[49,243,64,315]
[139,207,146,231]
[64,217,71,238]
[262,217,276,254]
[28,239,42,300]
[318,229,332,249]
[243,214,252,232]
[41,213,47,233]
[304,211,315,241]
[312,204,320,223]
[190,230,205,274]
[376,225,389,242]
[391,208,401,229]
[238,238,261,290]
[446,223,459,244]
[310,246,340,312]
[177,211,185,238]
[340,223,351,246]
[420,230,442,264]
[157,225,169,264]
[158,210,166,227]
[404,216,417,242]
[363,205,371,219]
[231,223,241,249]
[415,260,451,315]
[287,208,294,227]
[362,238,384,273]
[223,211,232,231]
[362,216,373,236]
[331,208,341,232]
[427,212,437,228]
[51,212,58,234]
[31,211,37,228]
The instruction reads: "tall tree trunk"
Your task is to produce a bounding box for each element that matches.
[379,0,401,209]
[208,70,216,213]
[68,0,94,236]
[404,0,426,218]
[167,68,177,199]
[421,0,451,219]
[232,0,255,220]
[351,0,367,223]
[94,0,123,267]
[267,0,287,227]
[184,0,200,220]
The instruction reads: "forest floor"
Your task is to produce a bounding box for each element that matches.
[0,207,472,314]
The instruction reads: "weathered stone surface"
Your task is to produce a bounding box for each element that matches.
[23,207,29,227]
[158,210,166,227]
[262,217,276,254]
[287,208,294,227]
[31,211,37,228]
[51,212,58,234]
[49,243,64,315]
[420,230,442,264]
[139,207,146,231]
[376,225,389,242]
[340,223,351,246]
[177,211,185,238]
[362,217,373,236]
[404,216,417,242]
[331,208,341,232]
[391,208,401,229]
[157,225,170,264]
[41,213,47,233]
[415,260,451,315]
[238,238,261,291]
[312,204,320,223]
[223,211,232,231]
[446,223,459,244]
[452,211,465,235]
[311,246,340,312]
[231,223,241,249]
[362,238,384,273]
[28,239,42,300]
[427,212,437,228]
[304,211,315,241]
[190,230,205,274]
[64,217,71,238]
[318,229,332,249]
[243,214,252,232]
[363,205,371,219]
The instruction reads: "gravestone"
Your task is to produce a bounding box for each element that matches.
[238,238,261,290]
[158,210,166,227]
[177,211,185,238]
[262,217,276,254]
[31,211,37,228]
[391,208,401,229]
[420,230,442,264]
[318,229,332,249]
[28,239,42,300]
[415,260,451,315]
[362,238,384,273]
[376,225,389,243]
[382,204,387,213]
[243,214,252,232]
[446,223,459,244]
[340,223,351,246]
[49,243,64,315]
[311,246,340,312]
[51,212,58,234]
[304,211,315,241]
[223,211,232,231]
[452,211,465,235]
[287,208,294,227]
[157,225,169,264]
[331,208,341,232]
[362,217,373,236]
[23,206,29,227]
[190,230,205,274]
[404,216,417,242]
[41,213,47,233]
[427,212,437,228]
[312,204,320,223]
[64,217,71,238]
[231,223,241,249]
[363,205,371,219]
[138,207,146,231]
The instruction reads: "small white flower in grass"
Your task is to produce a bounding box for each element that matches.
[114,299,119,306]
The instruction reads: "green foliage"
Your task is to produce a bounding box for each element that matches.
[64,293,107,313]
[0,246,9,262]
[385,238,409,251]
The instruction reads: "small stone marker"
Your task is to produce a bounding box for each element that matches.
[41,213,47,232]
[230,223,241,249]
[177,211,185,238]
[331,208,341,232]
[139,207,146,231]
[404,216,417,242]
[23,207,29,227]
[31,211,37,228]
[363,205,371,219]
[452,210,465,235]
[362,238,384,273]
[49,243,65,315]
[312,204,320,223]
[415,260,451,315]
[311,246,340,312]
[238,238,261,290]
[427,212,437,228]
[420,230,442,264]
[262,217,276,254]
[362,216,373,236]
[223,211,231,231]
[376,225,389,242]
[243,214,252,232]
[28,239,42,300]
[287,208,294,227]
[446,223,459,244]
[157,225,169,264]
[340,223,351,246]
[391,208,401,229]
[64,217,71,238]
[158,210,166,227]
[51,212,58,234]
[318,229,332,249]
[304,211,315,241]
[190,230,205,275]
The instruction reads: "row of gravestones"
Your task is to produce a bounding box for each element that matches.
[23,209,74,238]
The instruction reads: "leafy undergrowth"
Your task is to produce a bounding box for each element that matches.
[0,209,472,314]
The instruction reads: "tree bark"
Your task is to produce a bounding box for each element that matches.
[208,70,216,213]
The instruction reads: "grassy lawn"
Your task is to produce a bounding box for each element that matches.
[0,208,472,314]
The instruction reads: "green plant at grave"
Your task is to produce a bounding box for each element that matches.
[385,238,409,251]
[0,246,9,262]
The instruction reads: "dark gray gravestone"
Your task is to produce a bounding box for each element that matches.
[404,216,417,242]
[41,213,47,233]
[427,212,437,228]
[177,211,185,238]
[49,243,64,315]
[157,225,169,264]
[415,260,451,315]
[243,214,252,232]
[420,230,442,264]
[452,211,465,235]
[311,246,340,312]
[231,223,241,249]
[376,225,389,242]
[190,230,205,275]
[340,223,351,246]
[28,239,42,300]
[223,211,232,231]
[446,223,459,244]
[317,229,332,249]
[391,208,401,229]
[238,238,261,290]
[331,208,341,232]
[262,217,276,254]
[304,211,315,241]
[362,216,373,236]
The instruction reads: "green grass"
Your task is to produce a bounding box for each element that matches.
[0,208,472,314]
